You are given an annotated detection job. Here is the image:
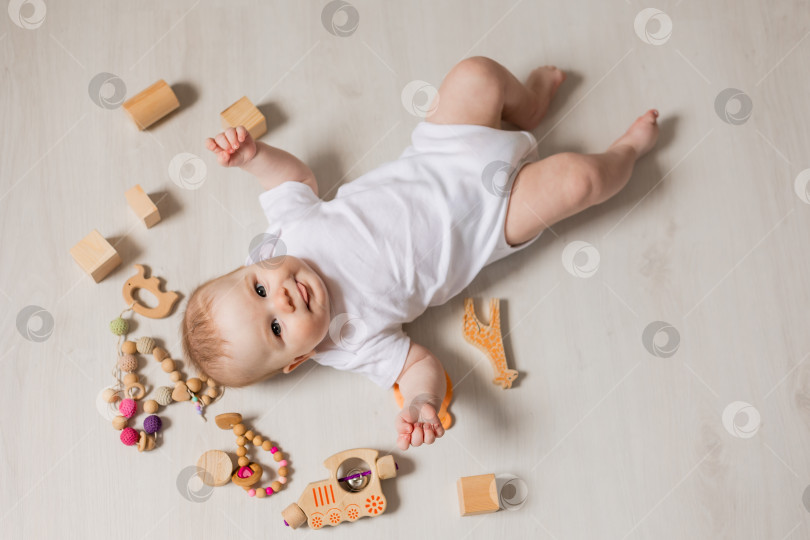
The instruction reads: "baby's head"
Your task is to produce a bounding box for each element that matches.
[181,255,331,387]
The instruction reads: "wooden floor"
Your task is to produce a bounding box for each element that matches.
[2,1,809,538]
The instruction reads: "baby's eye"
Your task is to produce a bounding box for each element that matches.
[271,319,282,337]
[255,284,266,297]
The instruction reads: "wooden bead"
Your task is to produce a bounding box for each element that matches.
[236,447,247,457]
[206,387,219,399]
[102,388,119,403]
[256,488,266,498]
[233,423,246,436]
[201,395,212,405]
[186,378,202,393]
[278,466,288,477]
[273,451,283,462]
[207,379,218,389]
[122,341,137,354]
[198,374,208,383]
[123,373,139,385]
[143,399,159,414]
[244,430,255,441]
[172,381,191,402]
[238,456,250,467]
[170,370,182,382]
[112,415,128,430]
[252,436,263,446]
[161,358,175,372]
[236,436,246,446]
[262,440,272,451]
[152,346,168,362]
[270,481,282,492]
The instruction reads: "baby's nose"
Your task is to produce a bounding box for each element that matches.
[275,286,294,313]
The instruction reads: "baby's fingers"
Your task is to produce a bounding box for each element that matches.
[396,415,414,435]
[215,133,234,154]
[224,127,240,150]
[410,425,424,447]
[397,433,411,451]
[236,125,248,143]
[422,424,436,445]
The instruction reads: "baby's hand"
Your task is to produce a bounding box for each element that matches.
[205,126,257,168]
[396,398,445,450]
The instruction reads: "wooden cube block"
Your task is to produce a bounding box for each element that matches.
[122,79,180,130]
[220,96,267,139]
[69,229,121,283]
[124,184,160,228]
[457,474,499,516]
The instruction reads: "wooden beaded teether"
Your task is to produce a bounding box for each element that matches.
[208,412,290,499]
[102,302,224,452]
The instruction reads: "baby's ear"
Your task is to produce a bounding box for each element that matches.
[282,351,314,374]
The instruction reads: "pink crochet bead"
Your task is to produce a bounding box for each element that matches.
[270,446,278,454]
[248,489,256,497]
[279,460,287,467]
[120,427,138,446]
[279,477,287,485]
[119,398,137,419]
[266,487,274,495]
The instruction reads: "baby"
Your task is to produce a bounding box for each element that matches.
[181,56,659,451]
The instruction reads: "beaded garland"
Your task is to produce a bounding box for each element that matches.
[215,413,290,499]
[102,303,224,451]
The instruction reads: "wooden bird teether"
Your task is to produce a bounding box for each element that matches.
[462,298,519,389]
[122,264,180,319]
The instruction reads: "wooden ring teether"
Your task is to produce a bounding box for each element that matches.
[122,264,180,319]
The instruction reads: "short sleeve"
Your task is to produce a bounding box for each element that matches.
[246,181,320,266]
[258,181,320,227]
[314,327,411,389]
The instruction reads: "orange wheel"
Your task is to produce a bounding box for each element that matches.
[310,513,324,529]
[327,509,341,525]
[346,504,360,521]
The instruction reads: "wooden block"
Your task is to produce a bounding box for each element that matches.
[196,450,234,487]
[457,473,499,516]
[69,229,121,283]
[122,79,180,130]
[220,96,267,139]
[124,184,160,228]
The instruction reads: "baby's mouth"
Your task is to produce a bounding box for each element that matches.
[296,280,310,309]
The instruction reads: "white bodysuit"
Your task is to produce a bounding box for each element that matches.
[247,121,542,388]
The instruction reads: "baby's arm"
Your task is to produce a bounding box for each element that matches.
[205,126,319,196]
[395,342,447,450]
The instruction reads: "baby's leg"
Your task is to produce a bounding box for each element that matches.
[504,110,660,245]
[426,57,565,130]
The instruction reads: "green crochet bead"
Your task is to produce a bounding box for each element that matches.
[109,317,129,336]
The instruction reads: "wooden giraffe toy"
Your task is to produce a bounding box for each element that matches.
[462,297,519,389]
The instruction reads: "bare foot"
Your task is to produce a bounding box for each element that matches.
[524,65,567,126]
[609,109,660,158]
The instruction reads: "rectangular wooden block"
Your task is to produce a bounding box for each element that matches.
[220,96,267,139]
[124,184,160,228]
[457,474,499,516]
[69,229,121,283]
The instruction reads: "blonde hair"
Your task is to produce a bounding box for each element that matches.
[180,268,281,388]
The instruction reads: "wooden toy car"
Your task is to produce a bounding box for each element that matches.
[281,448,397,529]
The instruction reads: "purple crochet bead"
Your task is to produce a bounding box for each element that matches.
[143,414,162,434]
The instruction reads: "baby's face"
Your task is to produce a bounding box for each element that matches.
[210,255,331,377]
